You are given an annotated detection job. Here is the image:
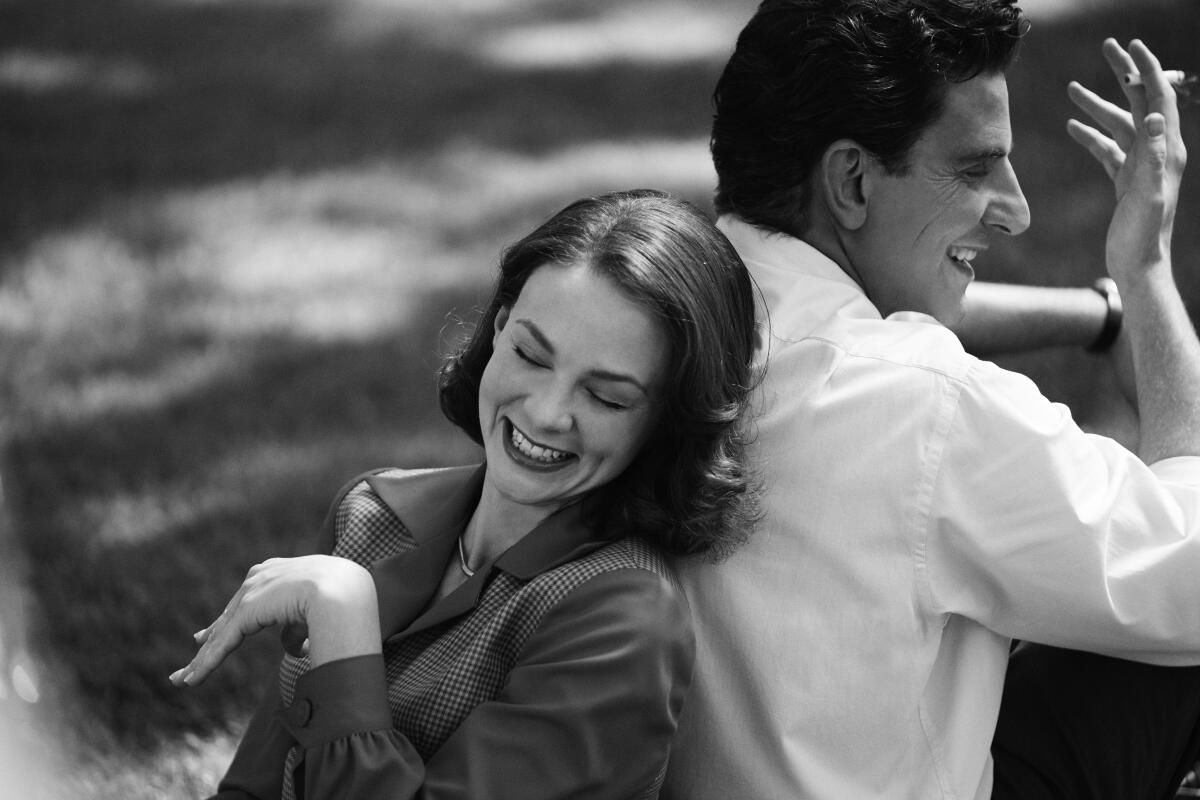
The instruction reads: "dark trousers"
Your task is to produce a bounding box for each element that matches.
[992,642,1200,799]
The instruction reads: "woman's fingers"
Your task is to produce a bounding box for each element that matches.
[171,563,279,687]
[280,621,310,658]
[171,598,252,687]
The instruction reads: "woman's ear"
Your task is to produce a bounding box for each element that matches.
[817,139,870,231]
[493,306,511,343]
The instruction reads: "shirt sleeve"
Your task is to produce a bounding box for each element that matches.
[922,357,1200,664]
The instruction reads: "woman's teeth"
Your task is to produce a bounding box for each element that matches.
[511,425,571,463]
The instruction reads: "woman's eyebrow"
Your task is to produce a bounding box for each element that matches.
[588,369,652,397]
[514,319,652,397]
[515,319,555,354]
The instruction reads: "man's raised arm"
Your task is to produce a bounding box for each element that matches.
[1068,38,1200,464]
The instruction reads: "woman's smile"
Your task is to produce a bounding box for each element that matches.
[476,261,667,514]
[503,419,576,470]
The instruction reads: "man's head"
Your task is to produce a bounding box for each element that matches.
[712,0,1032,323]
[713,0,1027,234]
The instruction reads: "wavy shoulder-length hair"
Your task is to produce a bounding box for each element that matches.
[439,189,759,558]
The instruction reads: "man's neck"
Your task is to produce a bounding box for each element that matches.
[790,214,866,293]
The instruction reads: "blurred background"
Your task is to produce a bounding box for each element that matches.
[0,0,1198,795]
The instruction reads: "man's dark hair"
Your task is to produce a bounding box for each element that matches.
[439,189,760,559]
[712,0,1027,236]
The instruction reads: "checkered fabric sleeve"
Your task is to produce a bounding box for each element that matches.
[279,476,413,706]
[278,475,415,799]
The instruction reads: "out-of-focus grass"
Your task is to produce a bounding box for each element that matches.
[0,0,1197,796]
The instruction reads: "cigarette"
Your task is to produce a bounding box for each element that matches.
[1122,69,1193,87]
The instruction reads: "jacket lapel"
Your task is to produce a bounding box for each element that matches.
[365,466,482,639]
[365,469,619,641]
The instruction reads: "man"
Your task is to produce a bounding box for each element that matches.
[664,1,1200,798]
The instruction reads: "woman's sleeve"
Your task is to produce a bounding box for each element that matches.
[208,675,291,799]
[211,473,412,799]
[420,567,695,800]
[220,567,692,799]
[209,655,426,799]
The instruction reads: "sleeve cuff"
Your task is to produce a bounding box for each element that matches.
[280,654,392,748]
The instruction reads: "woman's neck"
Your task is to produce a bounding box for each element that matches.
[460,484,558,569]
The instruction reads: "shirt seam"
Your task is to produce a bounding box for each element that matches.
[912,354,974,800]
[803,333,974,386]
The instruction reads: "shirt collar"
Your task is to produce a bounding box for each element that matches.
[717,215,884,340]
[718,215,943,336]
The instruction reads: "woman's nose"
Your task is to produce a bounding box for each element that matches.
[525,382,574,433]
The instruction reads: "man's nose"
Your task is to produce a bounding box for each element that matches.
[984,159,1031,236]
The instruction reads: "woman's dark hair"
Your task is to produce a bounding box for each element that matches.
[712,0,1028,236]
[440,189,759,558]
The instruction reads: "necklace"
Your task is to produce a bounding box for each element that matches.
[457,534,476,578]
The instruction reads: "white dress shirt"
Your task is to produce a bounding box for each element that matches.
[663,216,1200,800]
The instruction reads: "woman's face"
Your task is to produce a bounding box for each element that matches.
[477,261,668,514]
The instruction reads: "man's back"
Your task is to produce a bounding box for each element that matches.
[664,217,1200,800]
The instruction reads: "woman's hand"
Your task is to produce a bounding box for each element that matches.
[170,555,381,687]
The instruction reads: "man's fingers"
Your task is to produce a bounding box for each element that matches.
[1103,38,1148,125]
[1068,81,1133,150]
[1067,119,1124,180]
[1127,40,1184,159]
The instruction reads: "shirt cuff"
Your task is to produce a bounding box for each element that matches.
[280,654,392,749]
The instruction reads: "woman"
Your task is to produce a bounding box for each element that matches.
[171,189,759,799]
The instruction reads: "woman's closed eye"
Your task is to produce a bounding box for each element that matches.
[513,345,548,368]
[513,341,643,411]
[588,389,631,412]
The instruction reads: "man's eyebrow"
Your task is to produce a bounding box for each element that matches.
[953,147,1009,163]
[514,319,652,397]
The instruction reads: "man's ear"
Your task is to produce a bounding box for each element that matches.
[817,139,871,231]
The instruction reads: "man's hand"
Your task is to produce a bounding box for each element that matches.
[1067,38,1185,285]
[1064,38,1200,464]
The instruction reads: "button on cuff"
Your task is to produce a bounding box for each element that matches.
[286,698,314,728]
[279,654,392,748]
